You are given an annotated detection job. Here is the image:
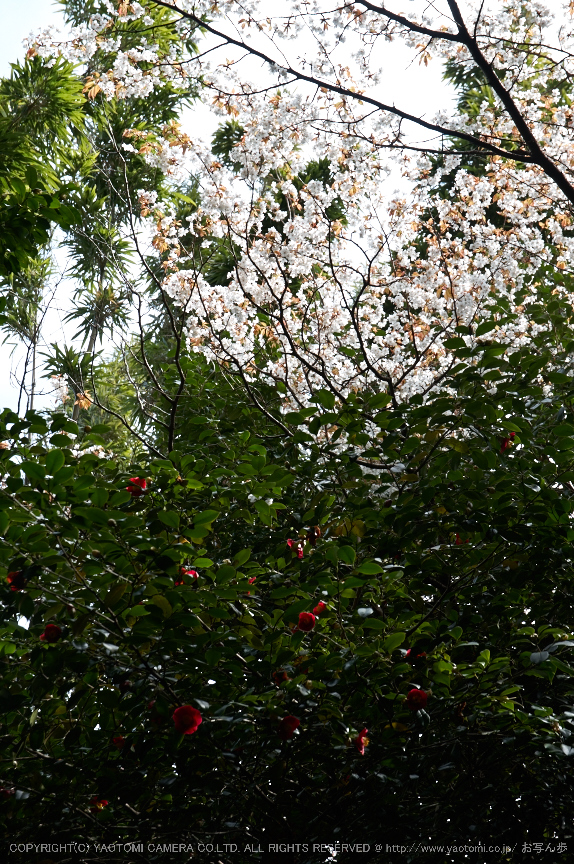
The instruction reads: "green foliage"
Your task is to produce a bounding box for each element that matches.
[0,56,85,183]
[443,58,495,119]
[39,3,204,432]
[0,58,85,275]
[2,312,574,855]
[294,157,347,224]
[212,119,245,171]
[0,256,51,345]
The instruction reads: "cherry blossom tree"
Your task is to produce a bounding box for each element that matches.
[28,1,574,435]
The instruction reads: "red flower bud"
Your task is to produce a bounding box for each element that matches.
[405,688,428,711]
[500,432,516,453]
[7,571,26,592]
[89,796,109,812]
[353,728,369,755]
[40,624,62,643]
[172,705,202,735]
[298,611,316,632]
[272,670,289,685]
[126,477,147,497]
[112,736,125,750]
[0,787,15,799]
[175,567,198,587]
[278,715,300,740]
[405,648,427,667]
[313,601,327,616]
[287,538,304,559]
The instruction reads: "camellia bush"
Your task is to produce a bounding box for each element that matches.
[2,310,574,861]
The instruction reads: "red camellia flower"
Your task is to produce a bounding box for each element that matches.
[112,736,125,750]
[7,571,26,592]
[126,477,147,497]
[287,538,304,559]
[298,611,316,632]
[89,796,109,812]
[406,689,428,711]
[172,705,202,735]
[175,567,198,587]
[273,670,289,685]
[40,624,62,643]
[313,601,327,616]
[353,728,369,755]
[500,431,516,453]
[278,715,300,740]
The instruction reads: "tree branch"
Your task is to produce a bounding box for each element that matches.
[149,0,534,163]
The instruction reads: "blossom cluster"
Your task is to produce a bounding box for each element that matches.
[130,76,574,413]
[24,4,190,100]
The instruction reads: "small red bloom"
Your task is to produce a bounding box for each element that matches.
[175,567,198,587]
[40,624,62,643]
[112,736,125,750]
[126,477,147,497]
[278,715,300,740]
[405,648,427,667]
[353,728,369,755]
[7,571,26,592]
[0,787,15,800]
[406,689,428,711]
[273,670,289,685]
[298,611,316,632]
[287,538,304,559]
[89,796,109,812]
[248,577,256,584]
[500,431,516,454]
[313,601,327,616]
[172,705,202,735]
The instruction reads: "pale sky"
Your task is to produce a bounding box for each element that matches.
[1,0,64,77]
